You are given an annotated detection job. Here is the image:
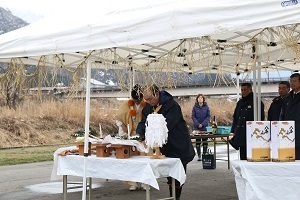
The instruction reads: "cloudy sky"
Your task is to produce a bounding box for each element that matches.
[0,0,127,23]
[0,0,161,23]
[0,0,71,22]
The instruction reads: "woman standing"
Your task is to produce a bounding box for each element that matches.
[192,94,211,161]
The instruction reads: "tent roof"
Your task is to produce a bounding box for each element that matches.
[0,0,299,75]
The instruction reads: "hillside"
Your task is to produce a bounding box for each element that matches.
[0,99,121,148]
[0,7,28,35]
[0,96,260,148]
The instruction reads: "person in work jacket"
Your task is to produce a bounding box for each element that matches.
[229,83,265,160]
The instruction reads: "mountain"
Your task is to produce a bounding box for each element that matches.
[0,7,29,35]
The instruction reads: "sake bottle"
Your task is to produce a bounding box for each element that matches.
[212,116,217,134]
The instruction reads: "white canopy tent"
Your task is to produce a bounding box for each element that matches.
[0,0,300,199]
[0,0,299,75]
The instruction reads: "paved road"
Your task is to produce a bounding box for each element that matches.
[0,145,239,200]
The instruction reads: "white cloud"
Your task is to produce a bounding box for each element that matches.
[1,0,166,23]
[0,0,78,22]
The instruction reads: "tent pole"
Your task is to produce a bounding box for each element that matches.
[82,58,92,200]
[129,66,133,96]
[132,68,135,87]
[257,62,262,121]
[236,74,240,102]
[129,67,136,97]
[253,66,257,121]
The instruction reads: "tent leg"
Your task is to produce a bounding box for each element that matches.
[82,58,92,200]
[88,178,92,200]
[227,136,230,169]
[63,175,67,200]
[172,178,176,199]
[145,184,150,200]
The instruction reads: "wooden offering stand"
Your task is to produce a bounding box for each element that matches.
[95,143,112,157]
[75,142,92,156]
[130,146,139,156]
[95,143,140,158]
[110,144,131,159]
[150,147,165,159]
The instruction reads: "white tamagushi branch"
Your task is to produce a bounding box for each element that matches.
[145,114,168,148]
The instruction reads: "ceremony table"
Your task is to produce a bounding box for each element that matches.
[51,147,186,200]
[190,133,231,169]
[231,160,300,200]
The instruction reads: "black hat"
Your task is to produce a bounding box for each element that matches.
[131,84,143,100]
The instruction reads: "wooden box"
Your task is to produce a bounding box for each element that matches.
[271,121,295,162]
[75,142,91,156]
[96,143,112,157]
[130,146,139,156]
[110,144,131,159]
[246,121,271,161]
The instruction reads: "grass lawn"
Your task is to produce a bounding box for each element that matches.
[0,144,71,166]
[1,136,231,166]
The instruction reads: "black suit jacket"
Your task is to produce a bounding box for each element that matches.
[230,92,265,147]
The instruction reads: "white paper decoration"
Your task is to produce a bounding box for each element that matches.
[145,113,168,148]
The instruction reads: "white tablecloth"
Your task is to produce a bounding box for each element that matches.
[231,160,300,200]
[51,147,186,190]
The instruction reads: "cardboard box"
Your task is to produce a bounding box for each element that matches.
[246,121,271,161]
[271,121,295,162]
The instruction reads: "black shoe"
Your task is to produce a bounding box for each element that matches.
[197,157,202,161]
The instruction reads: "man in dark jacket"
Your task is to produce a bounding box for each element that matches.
[281,73,300,159]
[229,83,265,160]
[136,84,195,200]
[268,81,290,121]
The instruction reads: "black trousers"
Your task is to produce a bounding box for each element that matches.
[296,146,300,160]
[167,163,187,199]
[196,138,208,157]
[167,163,187,186]
[239,146,247,160]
